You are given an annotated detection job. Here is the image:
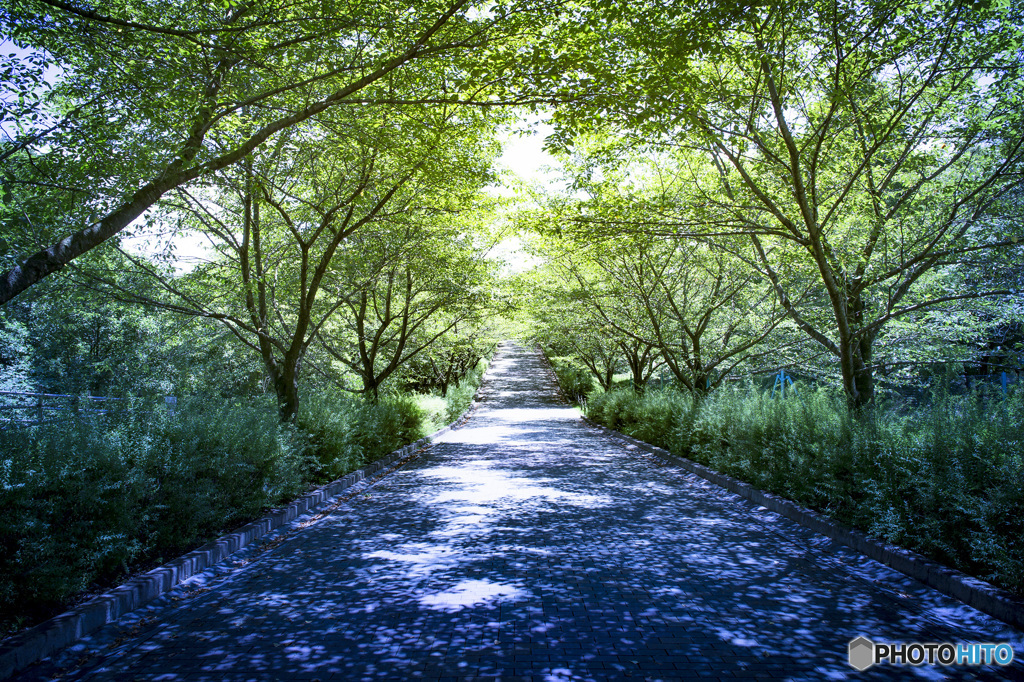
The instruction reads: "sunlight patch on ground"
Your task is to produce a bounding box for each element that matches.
[418,579,527,612]
[419,464,613,509]
[437,407,581,446]
[486,407,579,422]
[714,627,759,647]
[365,544,468,577]
[437,423,525,445]
[543,667,586,681]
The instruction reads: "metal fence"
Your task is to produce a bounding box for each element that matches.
[0,391,177,429]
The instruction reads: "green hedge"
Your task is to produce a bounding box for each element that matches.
[0,361,489,637]
[586,383,1024,598]
[0,395,305,634]
[298,392,422,482]
[544,354,596,403]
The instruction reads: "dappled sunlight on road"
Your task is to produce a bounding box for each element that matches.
[19,343,1023,681]
[419,579,529,613]
[417,464,614,510]
[437,406,581,446]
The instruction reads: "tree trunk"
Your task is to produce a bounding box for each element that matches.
[839,291,875,413]
[274,362,301,423]
[362,374,381,403]
[627,353,644,392]
[842,336,875,413]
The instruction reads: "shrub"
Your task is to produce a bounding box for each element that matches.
[297,390,420,480]
[148,395,306,552]
[0,395,305,636]
[545,354,595,403]
[586,383,1024,597]
[0,354,492,636]
[409,394,451,436]
[443,358,487,423]
[297,361,487,483]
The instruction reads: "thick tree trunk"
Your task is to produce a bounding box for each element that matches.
[842,338,874,413]
[273,362,301,424]
[838,292,875,413]
[361,374,381,403]
[625,353,645,392]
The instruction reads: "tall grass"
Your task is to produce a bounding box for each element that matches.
[400,358,490,437]
[544,354,596,402]
[298,392,423,481]
[586,383,1024,597]
[0,395,305,634]
[0,361,489,636]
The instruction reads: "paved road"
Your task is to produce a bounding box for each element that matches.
[15,343,1024,681]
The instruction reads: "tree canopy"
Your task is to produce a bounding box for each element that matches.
[2,0,1023,412]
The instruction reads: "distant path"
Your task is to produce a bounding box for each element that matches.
[17,343,1023,681]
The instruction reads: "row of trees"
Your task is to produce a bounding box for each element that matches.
[3,0,1023,414]
[525,232,792,395]
[87,101,505,421]
[1,0,538,418]
[525,0,1024,410]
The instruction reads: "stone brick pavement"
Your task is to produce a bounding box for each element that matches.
[12,343,1024,681]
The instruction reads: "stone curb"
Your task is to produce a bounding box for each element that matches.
[0,396,479,680]
[581,416,1024,632]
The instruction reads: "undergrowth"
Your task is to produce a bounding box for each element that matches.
[0,359,488,637]
[0,395,304,635]
[584,382,1024,598]
[544,354,596,403]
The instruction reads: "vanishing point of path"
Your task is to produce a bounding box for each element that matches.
[15,343,1024,681]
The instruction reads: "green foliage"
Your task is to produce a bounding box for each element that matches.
[297,358,488,481]
[1,0,561,302]
[0,395,305,635]
[297,391,420,482]
[544,0,1024,411]
[395,358,489,438]
[545,353,597,403]
[409,394,451,436]
[0,311,32,392]
[586,384,1024,597]
[0,359,489,636]
[441,358,488,424]
[0,266,270,400]
[149,396,307,549]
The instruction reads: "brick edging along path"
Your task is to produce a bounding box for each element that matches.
[0,395,479,680]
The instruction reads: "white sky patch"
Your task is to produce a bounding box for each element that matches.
[120,225,213,275]
[483,116,563,274]
[1,39,64,87]
[1,40,64,144]
[492,116,565,197]
[488,234,542,274]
